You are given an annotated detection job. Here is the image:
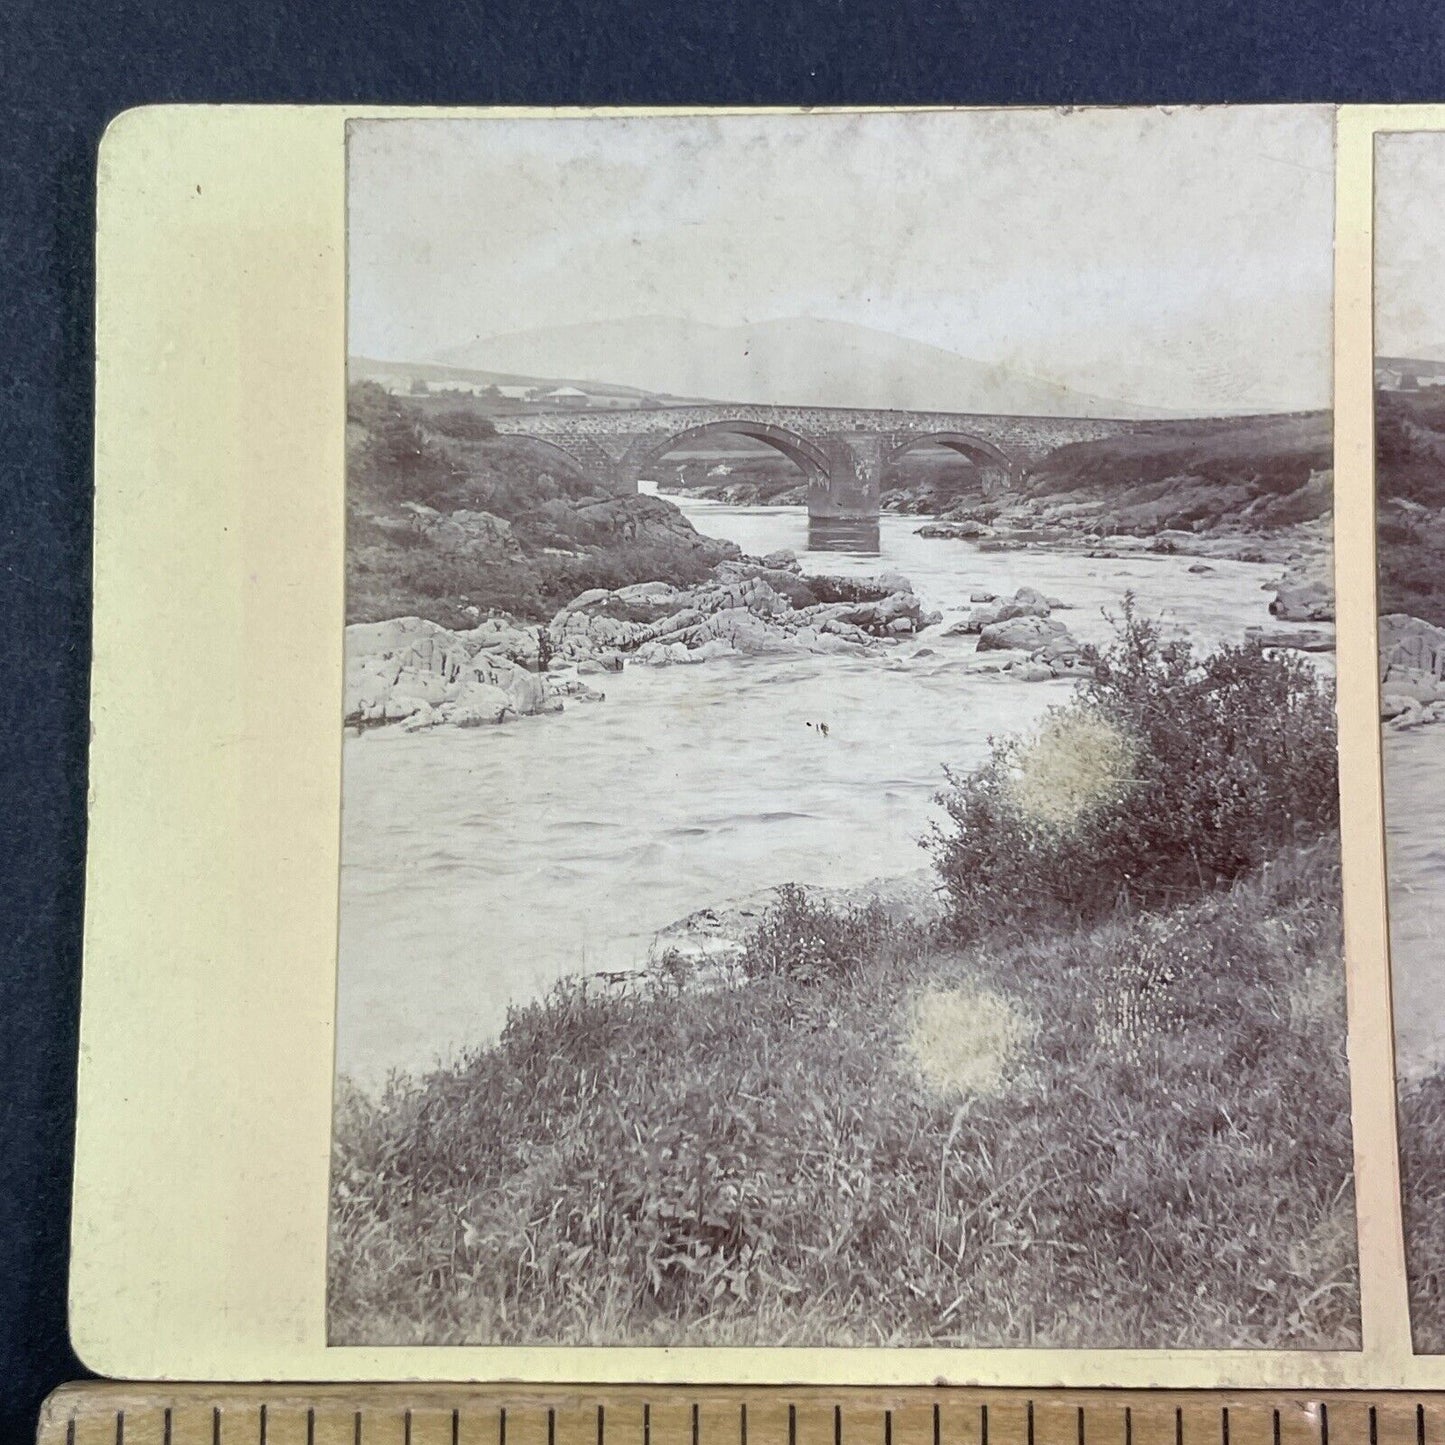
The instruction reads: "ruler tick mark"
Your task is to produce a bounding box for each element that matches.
[548,1411,556,1445]
[261,1404,268,1445]
[1028,1402,1035,1445]
[213,1406,221,1445]
[886,1411,893,1445]
[405,1410,413,1445]
[597,1405,605,1445]
[1125,1408,1133,1445]
[1176,1407,1184,1445]
[933,1403,941,1445]
[165,1409,173,1445]
[308,1409,316,1445]
[644,1404,651,1445]
[1223,1406,1230,1445]
[354,1409,362,1445]
[1273,1411,1281,1445]
[693,1405,700,1445]
[117,1411,125,1445]
[1419,1404,1427,1445]
[1321,1404,1330,1445]
[789,1405,797,1445]
[981,1404,989,1445]
[500,1408,507,1445]
[835,1405,842,1445]
[741,1404,748,1445]
[453,1409,460,1445]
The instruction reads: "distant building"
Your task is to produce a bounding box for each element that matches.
[541,386,590,408]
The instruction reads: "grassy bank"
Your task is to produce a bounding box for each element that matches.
[328,614,1356,1348]
[1400,1074,1445,1352]
[328,835,1354,1348]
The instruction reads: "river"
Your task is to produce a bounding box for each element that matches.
[335,500,1293,1085]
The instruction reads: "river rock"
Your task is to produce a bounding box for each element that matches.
[345,615,569,729]
[761,549,802,573]
[970,590,998,603]
[715,559,819,608]
[994,586,1054,622]
[917,519,994,539]
[446,681,516,727]
[1380,613,1445,679]
[1270,553,1334,622]
[977,615,1071,653]
[1245,624,1337,653]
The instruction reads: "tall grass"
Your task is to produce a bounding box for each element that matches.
[329,838,1356,1349]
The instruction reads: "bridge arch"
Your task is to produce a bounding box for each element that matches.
[624,419,833,488]
[885,430,1013,473]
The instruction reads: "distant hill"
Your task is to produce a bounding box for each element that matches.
[428,316,1178,419]
[349,354,706,404]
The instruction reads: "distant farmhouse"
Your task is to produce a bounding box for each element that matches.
[539,386,590,408]
[350,355,683,410]
[1377,356,1445,391]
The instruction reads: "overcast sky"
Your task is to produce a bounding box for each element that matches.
[348,107,1335,412]
[1377,132,1445,360]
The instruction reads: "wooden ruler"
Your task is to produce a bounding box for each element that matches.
[35,1387,1445,1445]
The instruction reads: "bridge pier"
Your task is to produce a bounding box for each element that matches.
[809,435,883,520]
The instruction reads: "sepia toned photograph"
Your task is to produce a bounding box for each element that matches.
[1375,129,1445,1353]
[327,107,1357,1350]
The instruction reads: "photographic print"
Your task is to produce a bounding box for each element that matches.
[1375,128,1445,1353]
[328,107,1357,1350]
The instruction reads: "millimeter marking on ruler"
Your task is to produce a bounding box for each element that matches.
[35,1387,1445,1445]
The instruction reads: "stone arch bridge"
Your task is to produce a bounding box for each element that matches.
[490,403,1143,518]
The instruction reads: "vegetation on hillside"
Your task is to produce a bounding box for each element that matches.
[1376,388,1445,626]
[329,613,1355,1349]
[346,383,734,627]
[1019,413,1333,535]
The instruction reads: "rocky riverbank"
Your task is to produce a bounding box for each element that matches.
[1381,613,1445,730]
[344,551,952,730]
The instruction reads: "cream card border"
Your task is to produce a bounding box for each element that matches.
[66,103,1436,1385]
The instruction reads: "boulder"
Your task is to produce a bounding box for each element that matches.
[445,682,515,727]
[977,615,1071,653]
[761,549,802,574]
[1270,553,1334,622]
[1380,613,1445,680]
[994,586,1054,622]
[970,590,998,603]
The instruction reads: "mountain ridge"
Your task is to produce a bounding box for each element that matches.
[426,315,1181,420]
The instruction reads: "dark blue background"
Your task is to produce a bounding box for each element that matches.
[4,1,1445,1441]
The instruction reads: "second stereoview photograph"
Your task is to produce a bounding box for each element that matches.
[326,106,1357,1350]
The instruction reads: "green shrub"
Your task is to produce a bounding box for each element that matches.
[931,598,1339,941]
[429,408,499,441]
[738,884,906,983]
